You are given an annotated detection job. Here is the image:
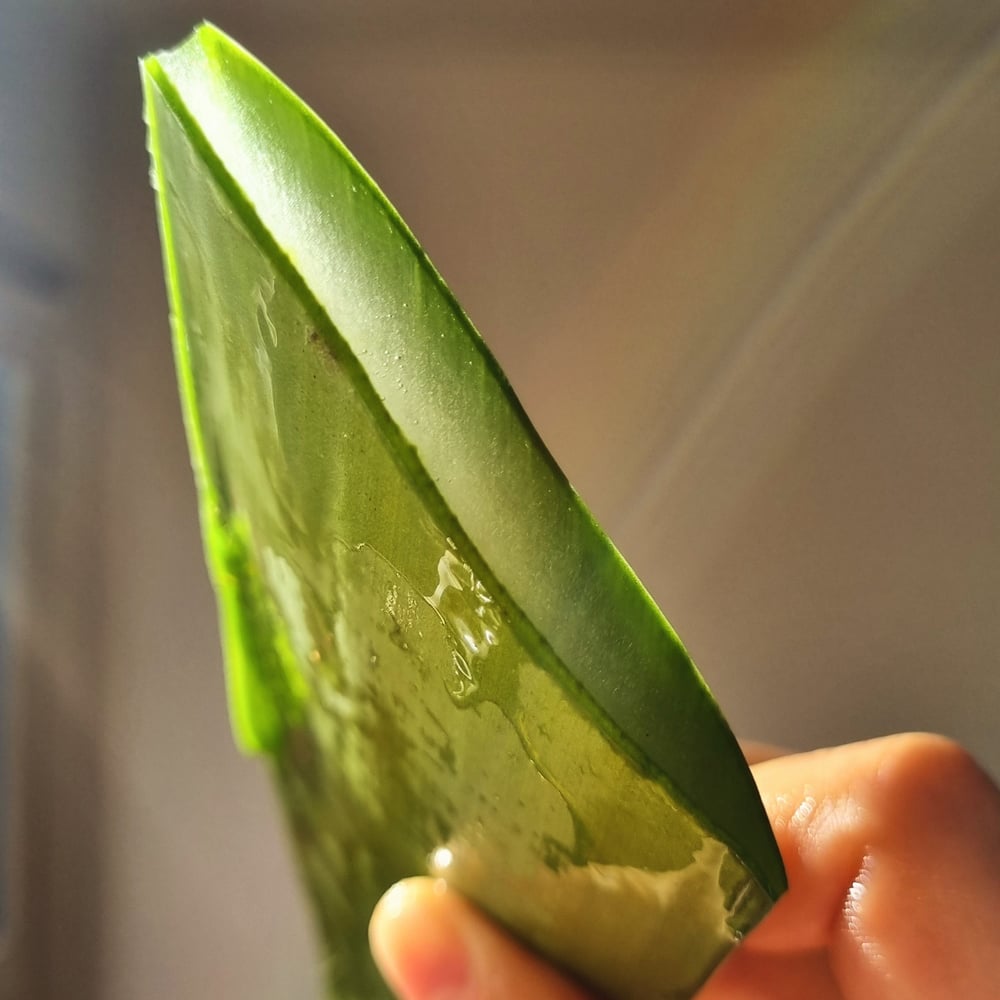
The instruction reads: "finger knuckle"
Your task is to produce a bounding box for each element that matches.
[873,732,993,824]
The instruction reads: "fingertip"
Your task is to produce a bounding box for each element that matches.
[370,877,594,1000]
[369,878,470,1000]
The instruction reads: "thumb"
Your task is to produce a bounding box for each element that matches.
[369,877,593,1000]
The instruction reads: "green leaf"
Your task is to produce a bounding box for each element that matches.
[142,23,786,1000]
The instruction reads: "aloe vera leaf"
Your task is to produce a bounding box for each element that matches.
[142,23,786,1000]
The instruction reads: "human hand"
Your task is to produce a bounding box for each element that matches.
[369,734,1000,999]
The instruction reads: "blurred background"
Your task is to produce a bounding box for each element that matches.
[1,1,998,997]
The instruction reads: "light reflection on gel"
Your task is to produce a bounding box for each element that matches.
[425,549,501,704]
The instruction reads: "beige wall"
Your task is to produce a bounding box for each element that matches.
[3,2,998,998]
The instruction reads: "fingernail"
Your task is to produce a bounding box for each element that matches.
[370,880,471,1000]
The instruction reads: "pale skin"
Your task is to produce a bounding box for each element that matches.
[369,733,1000,1000]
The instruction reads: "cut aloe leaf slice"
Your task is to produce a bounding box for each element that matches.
[142,23,786,1000]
